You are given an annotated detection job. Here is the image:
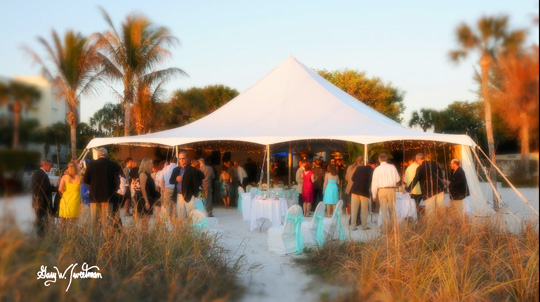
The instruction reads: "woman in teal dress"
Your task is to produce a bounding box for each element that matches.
[220,166,232,208]
[323,164,340,217]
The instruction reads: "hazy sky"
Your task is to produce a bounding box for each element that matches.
[1,0,538,125]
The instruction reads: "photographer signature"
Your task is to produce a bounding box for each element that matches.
[37,263,102,292]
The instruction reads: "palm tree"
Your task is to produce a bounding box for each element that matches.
[0,81,41,149]
[26,30,102,159]
[132,80,165,134]
[408,109,438,132]
[449,15,525,209]
[94,8,187,136]
[493,46,539,178]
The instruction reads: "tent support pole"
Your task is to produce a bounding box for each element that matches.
[288,142,292,186]
[364,144,368,166]
[175,146,178,159]
[266,145,271,189]
[78,149,89,162]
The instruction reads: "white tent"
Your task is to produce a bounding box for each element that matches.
[85,56,493,216]
[86,56,475,148]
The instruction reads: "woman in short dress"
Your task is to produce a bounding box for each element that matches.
[220,166,232,208]
[58,162,81,226]
[135,158,159,218]
[323,164,340,216]
[302,161,316,216]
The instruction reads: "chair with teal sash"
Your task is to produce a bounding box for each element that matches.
[323,200,347,241]
[190,209,223,237]
[301,202,325,246]
[193,198,219,228]
[194,198,206,212]
[237,186,245,212]
[267,205,304,254]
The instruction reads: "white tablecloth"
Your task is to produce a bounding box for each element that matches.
[378,196,418,226]
[250,198,288,231]
[241,193,253,220]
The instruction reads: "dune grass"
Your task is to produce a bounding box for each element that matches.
[297,213,539,301]
[0,214,244,301]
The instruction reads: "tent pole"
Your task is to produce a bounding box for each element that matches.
[175,146,178,160]
[288,142,292,186]
[267,145,271,189]
[78,149,88,162]
[364,144,368,166]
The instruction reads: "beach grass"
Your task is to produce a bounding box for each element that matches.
[0,214,244,301]
[297,213,539,301]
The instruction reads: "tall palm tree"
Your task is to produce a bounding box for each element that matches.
[0,81,41,149]
[449,15,525,209]
[26,30,102,159]
[94,8,187,136]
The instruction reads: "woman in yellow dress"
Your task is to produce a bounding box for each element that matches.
[58,162,81,223]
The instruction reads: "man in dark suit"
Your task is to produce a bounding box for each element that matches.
[83,147,120,225]
[350,156,373,231]
[31,159,57,237]
[169,152,200,219]
[445,158,469,218]
[406,153,445,217]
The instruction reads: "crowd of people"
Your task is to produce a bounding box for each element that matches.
[31,147,469,237]
[30,148,268,236]
[294,152,470,233]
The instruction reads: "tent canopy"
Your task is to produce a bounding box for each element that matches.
[86,56,476,149]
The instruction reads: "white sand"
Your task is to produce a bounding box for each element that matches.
[1,186,538,301]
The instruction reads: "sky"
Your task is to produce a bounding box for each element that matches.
[1,0,538,126]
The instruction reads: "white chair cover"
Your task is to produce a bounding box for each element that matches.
[190,209,222,237]
[323,200,346,241]
[241,192,253,220]
[249,187,259,198]
[267,205,304,254]
[301,202,325,246]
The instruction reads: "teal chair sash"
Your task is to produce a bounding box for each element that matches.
[284,211,304,254]
[195,199,205,211]
[333,208,346,241]
[313,211,325,246]
[237,192,243,212]
[193,217,210,233]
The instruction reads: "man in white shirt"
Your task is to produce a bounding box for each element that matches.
[371,153,401,233]
[234,161,248,189]
[160,157,177,219]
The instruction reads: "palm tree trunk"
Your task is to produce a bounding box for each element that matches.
[67,108,77,161]
[520,113,530,179]
[12,101,21,149]
[480,53,499,210]
[124,88,132,136]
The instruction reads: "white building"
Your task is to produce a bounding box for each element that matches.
[0,75,69,164]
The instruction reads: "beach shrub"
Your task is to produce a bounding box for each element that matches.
[298,214,539,301]
[0,217,244,301]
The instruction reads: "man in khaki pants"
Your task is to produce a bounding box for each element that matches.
[349,156,373,230]
[371,153,401,234]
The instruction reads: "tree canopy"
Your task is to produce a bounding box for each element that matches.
[317,69,406,122]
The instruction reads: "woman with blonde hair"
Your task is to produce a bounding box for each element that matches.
[58,162,81,224]
[135,158,160,217]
